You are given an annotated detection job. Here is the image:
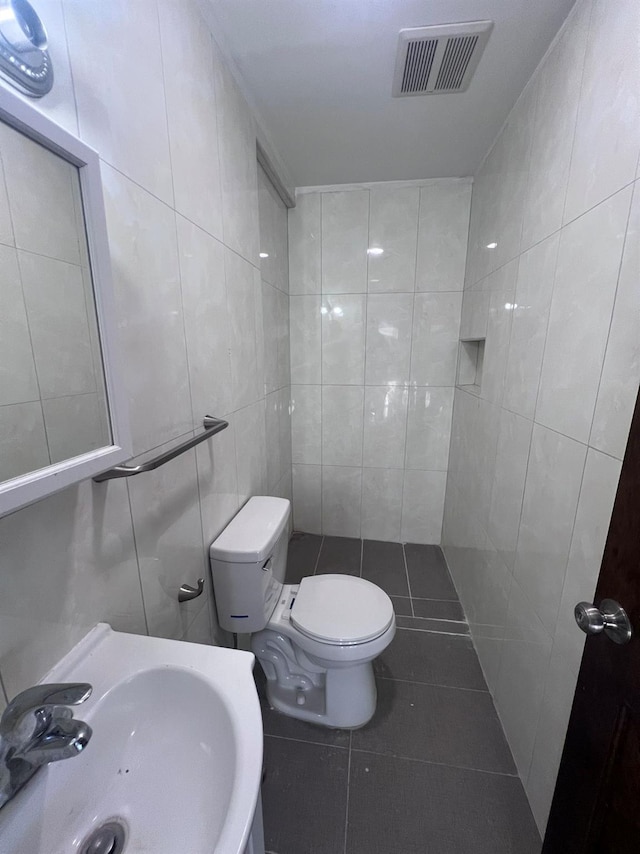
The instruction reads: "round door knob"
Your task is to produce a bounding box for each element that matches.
[574,599,632,645]
[574,602,604,635]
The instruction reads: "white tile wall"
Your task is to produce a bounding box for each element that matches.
[442,0,640,834]
[0,0,291,706]
[289,180,471,542]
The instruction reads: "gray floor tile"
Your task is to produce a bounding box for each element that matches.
[353,679,516,774]
[346,752,541,854]
[405,543,458,600]
[390,595,412,616]
[315,536,361,576]
[254,665,351,749]
[412,598,465,620]
[395,616,469,634]
[375,628,487,690]
[361,540,409,596]
[287,532,323,583]
[263,736,349,854]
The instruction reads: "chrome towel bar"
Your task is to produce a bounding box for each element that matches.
[93,415,228,482]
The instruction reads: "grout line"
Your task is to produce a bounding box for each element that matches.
[0,670,9,705]
[401,543,415,616]
[125,479,150,636]
[586,184,635,450]
[359,537,364,578]
[394,625,470,637]
[312,536,324,575]
[343,731,352,854]
[376,675,488,694]
[350,747,518,779]
[264,732,350,751]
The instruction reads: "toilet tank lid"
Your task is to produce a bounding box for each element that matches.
[209,496,290,563]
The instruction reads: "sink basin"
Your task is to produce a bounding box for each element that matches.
[0,624,264,854]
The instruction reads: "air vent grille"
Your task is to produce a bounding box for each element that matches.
[401,38,438,94]
[393,22,493,97]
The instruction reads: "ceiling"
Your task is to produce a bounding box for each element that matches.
[208,0,576,187]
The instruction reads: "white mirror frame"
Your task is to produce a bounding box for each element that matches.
[0,85,132,517]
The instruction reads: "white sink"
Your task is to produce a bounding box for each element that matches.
[0,624,264,854]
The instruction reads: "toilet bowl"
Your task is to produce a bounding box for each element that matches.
[209,496,395,729]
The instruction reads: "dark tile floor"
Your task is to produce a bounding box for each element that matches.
[257,534,541,854]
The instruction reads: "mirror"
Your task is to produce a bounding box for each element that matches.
[0,85,131,516]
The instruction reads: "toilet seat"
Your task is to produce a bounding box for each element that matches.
[290,574,394,645]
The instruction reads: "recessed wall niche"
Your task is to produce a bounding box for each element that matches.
[457,338,485,395]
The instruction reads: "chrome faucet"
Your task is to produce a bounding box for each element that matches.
[0,682,93,809]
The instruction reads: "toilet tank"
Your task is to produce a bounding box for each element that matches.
[209,496,291,633]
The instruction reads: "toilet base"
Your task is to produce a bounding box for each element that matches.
[252,629,379,729]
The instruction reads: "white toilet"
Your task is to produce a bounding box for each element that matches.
[209,496,395,729]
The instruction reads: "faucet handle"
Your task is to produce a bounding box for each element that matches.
[0,683,92,740]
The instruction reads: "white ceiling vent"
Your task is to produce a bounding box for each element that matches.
[392,21,493,97]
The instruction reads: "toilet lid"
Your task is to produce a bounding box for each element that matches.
[291,574,394,644]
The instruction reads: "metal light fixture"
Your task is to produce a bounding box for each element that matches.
[0,0,53,97]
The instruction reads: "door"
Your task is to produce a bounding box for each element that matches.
[543,389,640,853]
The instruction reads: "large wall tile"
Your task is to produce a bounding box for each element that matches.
[367,186,419,293]
[262,280,280,395]
[258,164,289,293]
[292,464,322,534]
[213,47,260,265]
[0,123,81,264]
[503,234,559,419]
[176,217,231,423]
[521,0,591,250]
[158,0,223,240]
[43,393,106,463]
[410,292,462,386]
[289,193,321,295]
[291,385,321,464]
[321,293,366,385]
[290,295,321,384]
[0,401,49,481]
[536,187,632,443]
[495,582,552,779]
[487,410,533,571]
[234,399,267,505]
[322,465,362,538]
[19,251,95,399]
[480,261,517,406]
[400,470,447,545]
[63,0,173,204]
[552,449,621,677]
[321,190,368,293]
[103,165,191,454]
[564,0,640,223]
[525,645,577,833]
[416,182,471,292]
[491,81,538,274]
[322,385,364,466]
[0,478,144,697]
[590,183,640,459]
[365,293,413,385]
[514,425,586,634]
[361,468,404,542]
[225,248,262,411]
[128,443,206,640]
[195,418,239,547]
[363,385,407,469]
[0,244,38,406]
[405,386,454,472]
